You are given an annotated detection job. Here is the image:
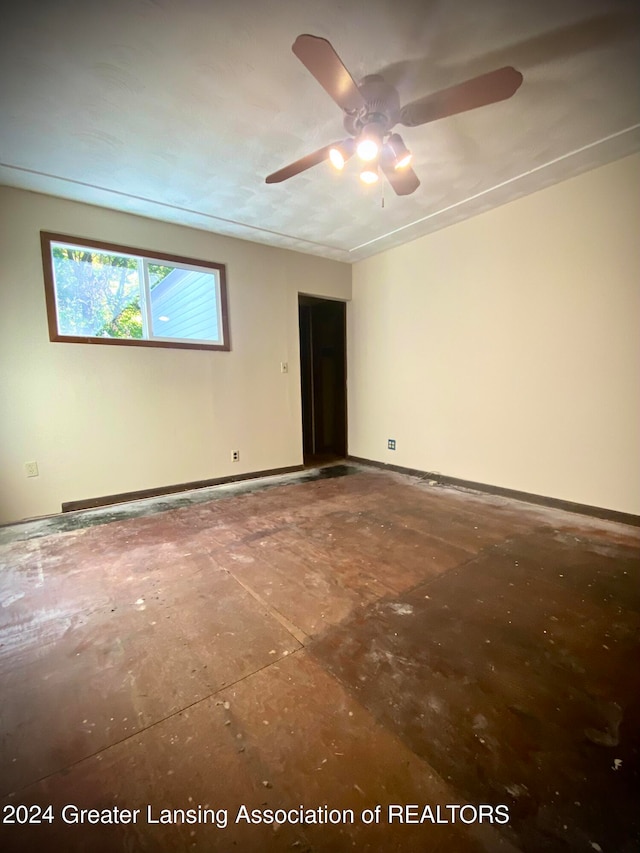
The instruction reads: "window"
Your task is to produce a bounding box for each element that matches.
[40,232,230,351]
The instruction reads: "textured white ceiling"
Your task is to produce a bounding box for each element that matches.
[1,0,639,262]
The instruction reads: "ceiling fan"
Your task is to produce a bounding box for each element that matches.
[266,35,523,196]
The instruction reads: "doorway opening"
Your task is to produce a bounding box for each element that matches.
[298,295,347,465]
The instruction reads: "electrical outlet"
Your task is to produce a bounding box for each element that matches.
[25,461,39,477]
[387,439,396,450]
[231,450,240,462]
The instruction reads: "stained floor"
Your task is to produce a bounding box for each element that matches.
[0,466,638,851]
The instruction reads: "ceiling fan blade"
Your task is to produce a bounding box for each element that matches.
[265,141,342,184]
[292,34,366,113]
[399,66,523,127]
[380,157,421,196]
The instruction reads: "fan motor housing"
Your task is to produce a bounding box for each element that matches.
[344,74,400,136]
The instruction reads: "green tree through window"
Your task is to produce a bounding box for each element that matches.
[53,246,142,338]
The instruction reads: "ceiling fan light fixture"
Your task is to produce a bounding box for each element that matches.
[329,139,355,170]
[329,148,346,170]
[356,123,382,162]
[357,139,379,162]
[388,133,412,170]
[360,165,379,185]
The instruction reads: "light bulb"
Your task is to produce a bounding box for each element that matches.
[329,147,346,169]
[360,168,379,185]
[328,139,355,171]
[387,133,412,170]
[356,123,383,162]
[356,138,379,162]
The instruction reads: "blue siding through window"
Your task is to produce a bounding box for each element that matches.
[150,269,219,341]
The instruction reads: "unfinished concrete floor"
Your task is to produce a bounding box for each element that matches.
[0,465,638,852]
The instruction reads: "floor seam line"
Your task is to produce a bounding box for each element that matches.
[221,566,309,645]
[0,647,304,801]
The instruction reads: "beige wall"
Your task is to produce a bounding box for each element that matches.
[0,188,351,524]
[2,156,638,524]
[348,154,640,515]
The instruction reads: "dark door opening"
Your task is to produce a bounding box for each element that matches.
[299,296,347,465]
